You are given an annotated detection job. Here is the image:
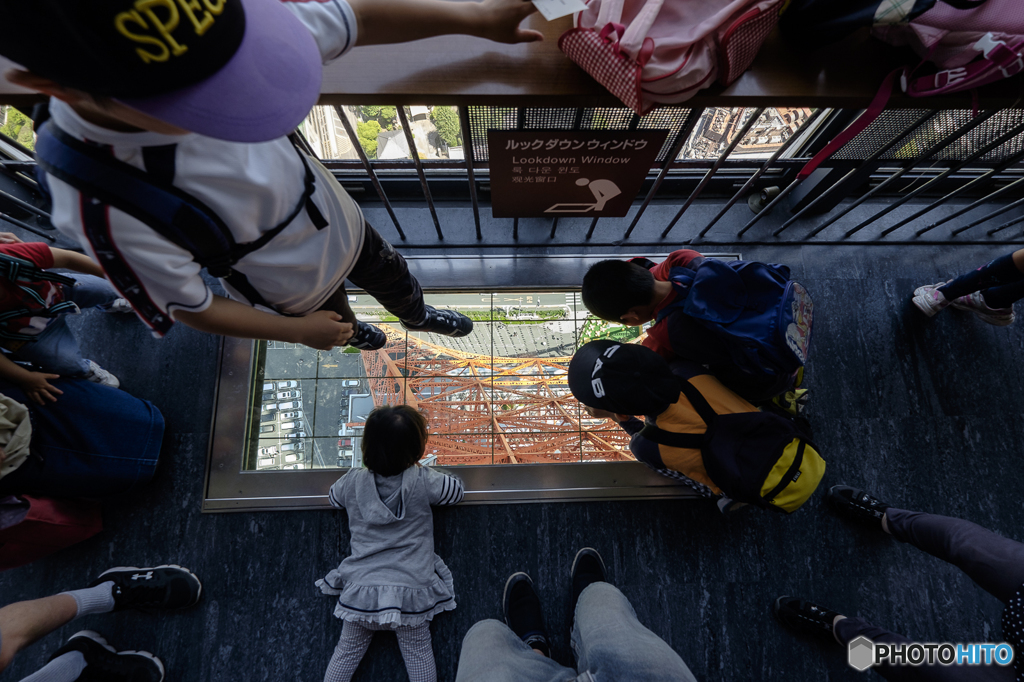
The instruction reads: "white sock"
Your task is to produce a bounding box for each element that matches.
[61,582,116,618]
[18,651,87,682]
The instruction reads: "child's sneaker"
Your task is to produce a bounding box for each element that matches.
[949,291,1016,326]
[84,360,119,389]
[347,321,387,351]
[90,565,203,612]
[826,485,891,531]
[502,572,550,657]
[101,298,134,314]
[911,283,951,317]
[774,596,843,641]
[49,631,164,682]
[403,306,473,337]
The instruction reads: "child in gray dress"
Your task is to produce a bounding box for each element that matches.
[318,405,465,682]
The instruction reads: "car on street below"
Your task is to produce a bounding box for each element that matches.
[263,382,276,392]
[280,411,303,420]
[281,421,302,431]
[258,446,278,457]
[342,380,359,387]
[281,442,302,452]
[257,457,276,468]
[284,454,301,463]
[282,463,304,470]
[259,425,275,433]
[260,413,275,422]
[277,401,298,411]
[286,432,307,439]
[277,380,298,389]
[261,392,274,402]
[276,390,300,399]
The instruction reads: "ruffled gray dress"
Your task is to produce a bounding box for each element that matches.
[318,465,464,627]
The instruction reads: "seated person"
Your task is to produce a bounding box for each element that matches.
[581,251,799,402]
[454,547,698,682]
[0,233,129,392]
[568,340,823,514]
[0,378,163,498]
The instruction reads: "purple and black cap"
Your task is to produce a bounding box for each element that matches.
[568,340,679,417]
[0,0,323,142]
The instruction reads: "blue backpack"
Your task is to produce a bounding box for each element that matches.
[655,260,813,378]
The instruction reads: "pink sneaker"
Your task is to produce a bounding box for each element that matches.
[911,283,950,317]
[949,291,1016,326]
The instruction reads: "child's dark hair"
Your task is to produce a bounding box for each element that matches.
[581,260,656,322]
[362,405,428,477]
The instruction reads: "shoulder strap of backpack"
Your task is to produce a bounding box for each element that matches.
[675,377,718,427]
[638,419,705,450]
[653,266,696,324]
[0,253,75,288]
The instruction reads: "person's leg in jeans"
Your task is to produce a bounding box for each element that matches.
[885,508,1024,605]
[570,583,697,682]
[344,223,426,326]
[10,318,90,377]
[453,620,577,682]
[62,274,122,311]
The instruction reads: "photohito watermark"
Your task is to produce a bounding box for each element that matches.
[847,637,1015,672]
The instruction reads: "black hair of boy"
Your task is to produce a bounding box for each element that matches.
[362,405,428,477]
[581,260,656,322]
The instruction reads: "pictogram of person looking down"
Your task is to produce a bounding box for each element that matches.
[545,178,622,213]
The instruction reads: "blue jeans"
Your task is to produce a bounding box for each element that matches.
[0,378,163,498]
[455,583,697,682]
[9,274,121,377]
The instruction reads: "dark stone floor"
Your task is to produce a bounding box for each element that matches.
[2,199,1023,681]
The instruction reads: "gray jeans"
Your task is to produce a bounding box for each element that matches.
[834,508,1024,682]
[455,582,697,682]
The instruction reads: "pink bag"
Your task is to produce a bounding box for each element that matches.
[559,0,783,114]
[872,0,1024,96]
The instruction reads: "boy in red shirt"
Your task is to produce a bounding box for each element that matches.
[0,234,129,402]
[581,250,794,402]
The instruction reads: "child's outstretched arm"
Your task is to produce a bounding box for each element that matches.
[175,295,355,351]
[349,0,543,47]
[49,248,104,278]
[0,353,62,405]
[424,466,466,506]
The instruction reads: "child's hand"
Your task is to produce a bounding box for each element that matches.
[295,311,355,351]
[474,0,543,44]
[0,232,24,244]
[20,371,63,405]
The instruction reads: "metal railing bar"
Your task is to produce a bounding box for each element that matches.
[513,217,519,240]
[397,106,444,241]
[700,108,825,238]
[669,107,766,240]
[389,238,1024,250]
[875,118,1024,237]
[457,106,482,241]
[972,196,1024,235]
[572,108,585,130]
[925,176,1024,236]
[550,216,559,239]
[914,150,1024,236]
[0,211,55,241]
[334,105,406,241]
[586,216,600,240]
[984,212,1024,237]
[621,107,706,241]
[789,110,938,238]
[736,180,800,237]
[0,188,50,220]
[839,110,1000,239]
[628,113,641,131]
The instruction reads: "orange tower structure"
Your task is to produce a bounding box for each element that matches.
[360,326,632,466]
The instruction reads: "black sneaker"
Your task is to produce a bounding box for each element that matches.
[403,306,473,338]
[50,631,164,682]
[90,565,202,612]
[827,485,891,530]
[570,548,607,608]
[502,572,550,657]
[347,321,388,351]
[774,596,842,641]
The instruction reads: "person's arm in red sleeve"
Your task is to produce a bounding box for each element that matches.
[0,242,54,269]
[642,323,676,361]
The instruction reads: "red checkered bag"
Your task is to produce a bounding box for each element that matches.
[560,0,783,114]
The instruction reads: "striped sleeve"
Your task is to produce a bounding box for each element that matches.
[283,0,359,63]
[327,474,347,509]
[424,467,465,507]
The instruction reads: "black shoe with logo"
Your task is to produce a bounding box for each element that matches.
[502,572,550,657]
[348,321,388,351]
[50,631,164,682]
[827,485,891,531]
[774,596,842,641]
[89,565,202,612]
[570,547,607,630]
[403,306,473,338]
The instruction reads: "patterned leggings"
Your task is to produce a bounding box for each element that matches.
[323,620,435,682]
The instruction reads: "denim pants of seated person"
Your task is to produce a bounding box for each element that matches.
[10,274,122,377]
[454,582,697,682]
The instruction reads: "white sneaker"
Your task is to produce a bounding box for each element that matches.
[103,298,134,314]
[85,360,120,389]
[911,282,951,317]
[949,291,1016,326]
